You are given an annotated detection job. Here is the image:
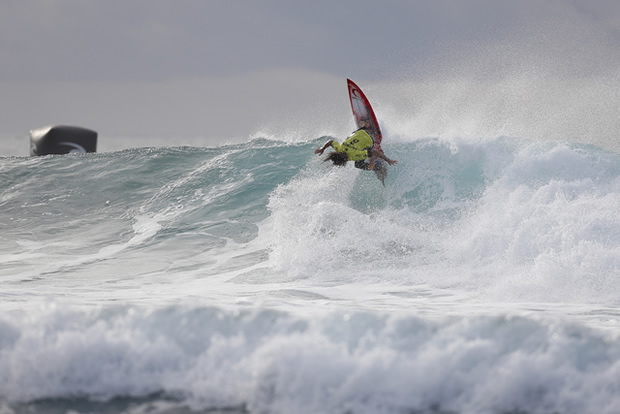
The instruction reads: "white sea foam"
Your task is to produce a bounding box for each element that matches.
[1,305,619,413]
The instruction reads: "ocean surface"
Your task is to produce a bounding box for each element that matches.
[2,135,620,414]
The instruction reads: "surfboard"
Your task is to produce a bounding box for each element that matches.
[347,79,387,185]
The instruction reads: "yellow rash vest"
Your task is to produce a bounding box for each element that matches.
[331,129,374,161]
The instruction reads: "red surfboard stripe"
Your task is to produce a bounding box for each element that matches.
[347,79,383,151]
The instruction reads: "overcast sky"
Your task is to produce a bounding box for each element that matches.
[2,0,620,151]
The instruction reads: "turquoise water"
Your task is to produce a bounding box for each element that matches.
[2,136,620,413]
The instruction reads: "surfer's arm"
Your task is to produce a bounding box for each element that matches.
[369,150,398,166]
[379,153,398,165]
[315,140,335,155]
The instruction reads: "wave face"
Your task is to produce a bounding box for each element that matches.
[2,137,620,414]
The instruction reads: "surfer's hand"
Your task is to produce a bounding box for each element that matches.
[315,140,333,155]
[387,159,398,166]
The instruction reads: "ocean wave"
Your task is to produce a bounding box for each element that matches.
[1,304,619,414]
[3,136,620,413]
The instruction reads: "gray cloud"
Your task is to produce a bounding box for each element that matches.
[8,0,613,82]
[1,0,620,151]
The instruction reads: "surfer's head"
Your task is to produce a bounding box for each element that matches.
[359,120,371,129]
[324,151,348,166]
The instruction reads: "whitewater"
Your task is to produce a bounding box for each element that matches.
[2,133,620,414]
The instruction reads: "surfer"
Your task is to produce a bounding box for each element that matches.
[314,121,397,170]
